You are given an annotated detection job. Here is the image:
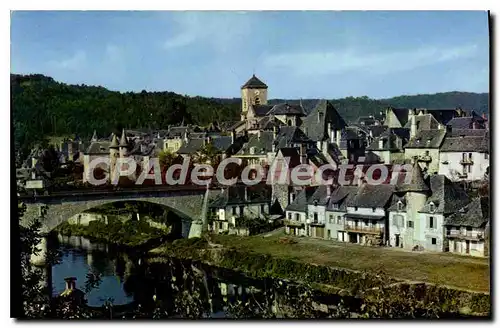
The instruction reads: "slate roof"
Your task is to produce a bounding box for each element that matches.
[447,116,486,130]
[390,107,410,126]
[366,128,409,151]
[308,185,332,206]
[177,139,204,155]
[448,128,488,138]
[258,115,283,130]
[440,134,489,153]
[368,125,389,138]
[424,108,464,125]
[267,103,306,116]
[444,197,489,228]
[274,126,312,149]
[326,186,357,211]
[228,121,245,131]
[167,126,192,139]
[237,131,274,156]
[241,74,268,89]
[300,100,347,142]
[209,185,271,208]
[387,194,408,212]
[87,141,112,154]
[396,161,430,193]
[286,187,317,212]
[405,129,446,149]
[211,136,233,152]
[346,184,395,208]
[418,174,470,215]
[252,105,274,117]
[404,114,440,130]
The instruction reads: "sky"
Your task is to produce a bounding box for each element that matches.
[10,11,489,99]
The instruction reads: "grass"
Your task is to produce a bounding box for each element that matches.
[208,231,490,293]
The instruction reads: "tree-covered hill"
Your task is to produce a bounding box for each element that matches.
[11,73,488,157]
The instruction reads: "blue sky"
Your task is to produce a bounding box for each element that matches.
[11,11,489,99]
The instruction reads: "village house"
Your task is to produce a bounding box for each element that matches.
[208,184,272,235]
[325,186,357,242]
[343,183,395,245]
[444,197,489,257]
[365,128,410,164]
[438,129,489,182]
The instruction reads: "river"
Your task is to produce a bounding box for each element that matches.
[48,234,359,318]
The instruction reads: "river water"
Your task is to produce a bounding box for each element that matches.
[49,234,358,318]
[48,234,472,319]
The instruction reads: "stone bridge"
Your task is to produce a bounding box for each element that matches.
[19,186,220,234]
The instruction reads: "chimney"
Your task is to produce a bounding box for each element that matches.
[64,277,77,291]
[258,130,262,141]
[272,143,276,153]
[336,129,342,145]
[437,123,443,130]
[231,130,235,144]
[410,115,417,138]
[273,125,278,139]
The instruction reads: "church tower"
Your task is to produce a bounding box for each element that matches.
[241,74,268,121]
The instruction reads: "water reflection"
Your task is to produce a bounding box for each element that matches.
[51,234,135,307]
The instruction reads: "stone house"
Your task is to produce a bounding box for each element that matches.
[444,197,489,257]
[284,187,316,236]
[325,186,357,242]
[438,130,489,182]
[343,183,395,245]
[366,128,410,164]
[208,184,271,234]
[404,127,446,174]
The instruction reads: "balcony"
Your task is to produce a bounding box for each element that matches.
[284,219,304,228]
[344,225,383,234]
[310,221,325,227]
[460,158,474,165]
[417,155,432,163]
[447,230,484,240]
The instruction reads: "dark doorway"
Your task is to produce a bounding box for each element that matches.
[395,234,400,247]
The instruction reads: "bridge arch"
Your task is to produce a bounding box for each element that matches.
[20,189,219,234]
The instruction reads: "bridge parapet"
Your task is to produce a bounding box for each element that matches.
[20,188,220,234]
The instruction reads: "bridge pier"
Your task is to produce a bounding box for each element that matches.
[31,236,48,267]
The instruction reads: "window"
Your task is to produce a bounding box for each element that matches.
[329,215,334,224]
[462,153,467,161]
[354,207,358,211]
[372,207,376,212]
[468,164,471,173]
[254,97,260,105]
[295,213,300,221]
[337,216,342,224]
[431,238,437,245]
[429,202,435,212]
[313,213,318,223]
[364,220,369,226]
[288,213,292,220]
[485,153,489,160]
[397,202,404,211]
[429,216,435,229]
[232,207,237,215]
[407,220,414,228]
[332,203,339,210]
[239,206,244,216]
[466,226,472,232]
[425,150,429,156]
[260,204,265,213]
[219,222,223,230]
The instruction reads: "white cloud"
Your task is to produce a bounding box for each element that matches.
[48,50,86,70]
[162,12,251,52]
[263,44,479,76]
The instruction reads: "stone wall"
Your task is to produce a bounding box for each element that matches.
[21,189,220,233]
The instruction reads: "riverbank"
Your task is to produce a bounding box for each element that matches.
[149,231,490,317]
[54,217,171,248]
